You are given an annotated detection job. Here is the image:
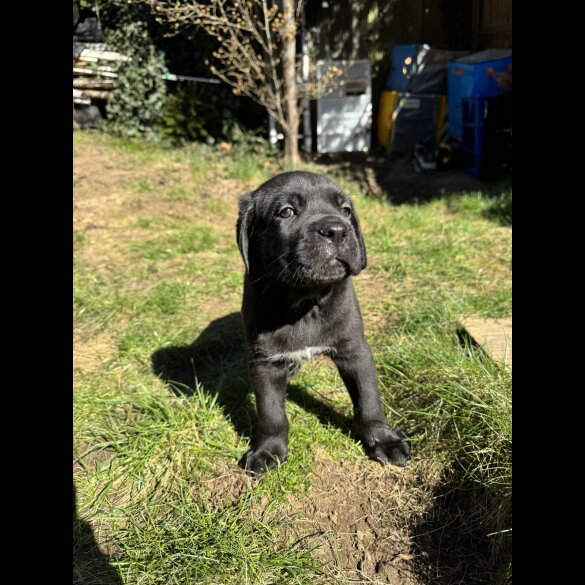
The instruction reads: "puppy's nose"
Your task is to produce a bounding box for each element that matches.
[317,220,348,244]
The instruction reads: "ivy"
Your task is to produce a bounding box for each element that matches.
[105,21,167,140]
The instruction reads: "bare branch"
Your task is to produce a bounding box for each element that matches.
[135,1,349,164]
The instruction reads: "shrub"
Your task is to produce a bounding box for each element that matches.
[80,0,167,140]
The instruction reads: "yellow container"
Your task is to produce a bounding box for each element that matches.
[378,91,448,150]
[377,90,399,147]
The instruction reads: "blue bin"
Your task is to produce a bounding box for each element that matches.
[460,97,487,178]
[448,49,511,140]
[386,43,424,91]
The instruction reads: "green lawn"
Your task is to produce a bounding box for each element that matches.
[73,131,511,585]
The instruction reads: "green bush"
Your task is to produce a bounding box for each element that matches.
[159,81,238,145]
[105,22,167,140]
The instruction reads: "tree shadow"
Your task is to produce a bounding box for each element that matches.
[150,312,357,449]
[311,150,511,208]
[481,190,512,226]
[408,473,508,585]
[73,484,123,585]
[403,329,511,584]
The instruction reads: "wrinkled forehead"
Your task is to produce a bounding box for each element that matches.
[253,172,350,215]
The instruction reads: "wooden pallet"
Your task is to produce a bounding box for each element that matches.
[460,317,512,368]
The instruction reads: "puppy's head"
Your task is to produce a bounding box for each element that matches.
[236,171,367,288]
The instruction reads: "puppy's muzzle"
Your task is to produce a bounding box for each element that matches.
[316,217,348,246]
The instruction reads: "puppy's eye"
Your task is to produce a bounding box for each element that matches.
[278,206,296,218]
[341,206,352,217]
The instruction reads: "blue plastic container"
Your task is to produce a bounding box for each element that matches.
[460,97,487,178]
[386,43,423,91]
[448,49,511,140]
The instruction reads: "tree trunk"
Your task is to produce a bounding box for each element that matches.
[282,0,300,168]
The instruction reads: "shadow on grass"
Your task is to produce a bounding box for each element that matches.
[312,150,511,223]
[151,312,355,446]
[482,190,512,226]
[151,313,254,439]
[405,330,511,585]
[73,484,123,585]
[408,476,502,585]
[287,382,354,436]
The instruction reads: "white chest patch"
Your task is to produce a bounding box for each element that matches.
[266,346,335,364]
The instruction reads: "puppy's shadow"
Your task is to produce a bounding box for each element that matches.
[287,383,354,436]
[151,313,255,439]
[151,312,354,444]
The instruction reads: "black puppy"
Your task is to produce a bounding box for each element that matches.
[236,171,411,475]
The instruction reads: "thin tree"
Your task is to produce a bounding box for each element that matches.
[281,0,298,165]
[139,0,342,167]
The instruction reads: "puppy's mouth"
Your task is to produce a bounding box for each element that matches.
[272,240,360,288]
[310,256,351,283]
[326,257,351,272]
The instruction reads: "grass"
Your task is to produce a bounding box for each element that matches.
[132,226,217,261]
[113,496,327,584]
[74,131,511,584]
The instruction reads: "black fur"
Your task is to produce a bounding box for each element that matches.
[236,171,411,475]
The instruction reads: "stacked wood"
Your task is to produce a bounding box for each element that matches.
[73,89,90,105]
[73,66,118,79]
[78,48,130,63]
[73,42,129,107]
[80,90,113,100]
[73,78,116,90]
[76,42,108,52]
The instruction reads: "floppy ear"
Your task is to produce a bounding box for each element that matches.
[236,192,254,274]
[351,208,368,271]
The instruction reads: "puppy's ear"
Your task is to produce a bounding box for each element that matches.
[236,192,254,274]
[351,208,368,272]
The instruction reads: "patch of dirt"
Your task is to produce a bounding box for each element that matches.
[74,142,145,226]
[74,139,247,270]
[278,457,443,584]
[185,450,444,585]
[74,331,115,373]
[118,177,241,232]
[197,178,243,229]
[74,441,116,475]
[200,461,254,509]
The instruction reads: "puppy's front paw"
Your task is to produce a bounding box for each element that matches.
[363,425,412,467]
[239,443,288,477]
